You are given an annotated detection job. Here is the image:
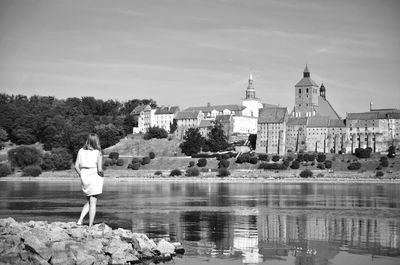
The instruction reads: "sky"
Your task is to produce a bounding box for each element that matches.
[0,0,399,117]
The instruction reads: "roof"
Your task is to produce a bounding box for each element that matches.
[328,119,346,128]
[154,106,179,115]
[258,107,287,124]
[295,77,318,87]
[370,108,400,113]
[307,116,330,127]
[287,117,308,126]
[262,103,280,109]
[215,114,232,123]
[199,120,213,128]
[314,96,341,119]
[184,104,245,113]
[130,105,149,115]
[175,111,201,120]
[347,111,400,120]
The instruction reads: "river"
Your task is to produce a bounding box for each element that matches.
[1,180,400,265]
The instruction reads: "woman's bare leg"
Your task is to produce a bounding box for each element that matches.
[77,197,89,225]
[88,195,97,227]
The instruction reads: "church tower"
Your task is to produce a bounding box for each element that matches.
[293,65,319,117]
[242,73,262,117]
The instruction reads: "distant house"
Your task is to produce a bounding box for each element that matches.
[175,111,205,139]
[131,104,155,133]
[153,106,179,133]
[256,107,288,154]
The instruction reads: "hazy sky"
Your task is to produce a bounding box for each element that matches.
[0,0,399,117]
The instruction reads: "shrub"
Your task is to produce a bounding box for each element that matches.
[127,163,133,169]
[131,163,140,170]
[131,157,141,164]
[236,153,251,164]
[317,163,325,170]
[149,151,156,159]
[188,161,195,167]
[317,153,326,162]
[380,160,389,167]
[285,156,294,162]
[108,152,119,160]
[116,158,124,166]
[388,145,396,158]
[8,146,42,169]
[290,160,300,169]
[170,169,182,176]
[218,159,230,168]
[22,165,42,177]
[258,154,269,161]
[197,158,207,167]
[297,153,304,162]
[316,173,324,178]
[376,165,382,170]
[354,148,371,158]
[380,156,388,162]
[143,127,168,140]
[0,163,12,177]
[201,145,210,152]
[249,157,258,164]
[324,160,332,169]
[348,162,362,170]
[154,170,163,176]
[41,153,55,171]
[141,156,151,165]
[272,155,280,162]
[186,167,200,177]
[217,168,230,177]
[104,158,113,167]
[376,171,384,178]
[300,169,313,178]
[259,163,285,170]
[282,160,290,169]
[51,148,72,170]
[310,162,315,166]
[304,153,316,162]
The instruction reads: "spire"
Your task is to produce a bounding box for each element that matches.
[245,73,256,99]
[303,64,310,78]
[249,73,253,81]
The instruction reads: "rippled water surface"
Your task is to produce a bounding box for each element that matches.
[1,180,400,265]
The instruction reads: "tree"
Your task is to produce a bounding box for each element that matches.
[170,119,178,134]
[122,115,138,135]
[0,127,8,149]
[179,128,205,156]
[206,122,229,152]
[95,123,123,149]
[248,134,257,150]
[388,145,396,158]
[8,146,42,169]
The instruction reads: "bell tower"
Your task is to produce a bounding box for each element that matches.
[242,73,262,117]
[293,65,319,117]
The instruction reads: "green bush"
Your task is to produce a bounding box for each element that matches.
[354,148,371,158]
[376,171,384,178]
[144,127,168,140]
[317,163,325,170]
[348,162,362,170]
[259,162,286,170]
[249,157,258,164]
[8,146,42,169]
[116,158,124,166]
[141,156,151,165]
[300,169,313,178]
[170,169,182,176]
[154,170,163,176]
[217,168,230,177]
[317,153,326,162]
[272,155,280,162]
[149,151,156,159]
[297,153,304,162]
[22,165,42,177]
[218,159,230,168]
[290,160,300,169]
[41,153,55,171]
[380,160,389,167]
[376,165,382,170]
[188,161,195,167]
[108,152,119,160]
[186,167,200,177]
[388,145,396,158]
[51,148,72,170]
[258,154,269,161]
[324,160,332,169]
[197,158,207,167]
[0,163,12,177]
[285,156,294,162]
[131,157,142,164]
[304,153,316,162]
[131,163,140,170]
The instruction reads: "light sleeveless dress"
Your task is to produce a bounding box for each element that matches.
[77,148,104,196]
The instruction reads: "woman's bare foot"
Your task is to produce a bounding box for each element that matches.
[76,220,83,225]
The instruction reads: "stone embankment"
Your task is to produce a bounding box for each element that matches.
[0,218,184,265]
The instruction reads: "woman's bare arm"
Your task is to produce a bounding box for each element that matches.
[97,151,104,177]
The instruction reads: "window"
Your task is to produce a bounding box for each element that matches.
[306,88,309,93]
[299,89,301,93]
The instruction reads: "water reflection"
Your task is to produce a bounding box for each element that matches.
[0,181,399,264]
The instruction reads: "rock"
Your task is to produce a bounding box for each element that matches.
[82,238,104,254]
[156,239,175,255]
[47,226,71,242]
[105,237,139,264]
[172,242,185,254]
[89,223,113,238]
[68,226,89,239]
[75,250,97,265]
[0,217,18,227]
[29,253,49,265]
[21,230,52,261]
[132,233,156,251]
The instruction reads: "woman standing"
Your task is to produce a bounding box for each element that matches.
[75,133,104,227]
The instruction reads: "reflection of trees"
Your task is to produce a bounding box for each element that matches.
[181,211,201,241]
[207,212,232,251]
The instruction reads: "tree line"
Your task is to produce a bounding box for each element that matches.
[0,93,157,156]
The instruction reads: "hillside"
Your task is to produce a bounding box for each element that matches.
[104,134,184,157]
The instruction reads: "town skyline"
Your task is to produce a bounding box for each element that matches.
[1,0,399,117]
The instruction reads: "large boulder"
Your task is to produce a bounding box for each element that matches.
[156,239,175,255]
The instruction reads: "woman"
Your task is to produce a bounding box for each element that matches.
[75,133,104,227]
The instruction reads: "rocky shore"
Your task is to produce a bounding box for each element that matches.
[0,218,184,265]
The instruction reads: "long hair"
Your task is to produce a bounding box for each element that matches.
[83,133,102,151]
